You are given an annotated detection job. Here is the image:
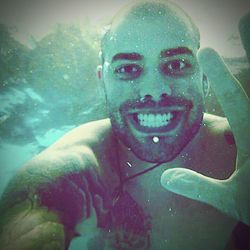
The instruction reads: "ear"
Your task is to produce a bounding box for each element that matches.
[202,74,210,97]
[96,65,103,80]
[96,64,107,99]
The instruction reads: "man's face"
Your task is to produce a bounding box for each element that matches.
[102,14,205,163]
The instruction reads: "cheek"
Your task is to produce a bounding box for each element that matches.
[175,75,203,98]
[105,83,139,105]
[186,85,203,98]
[190,73,203,93]
[104,85,128,113]
[104,78,123,104]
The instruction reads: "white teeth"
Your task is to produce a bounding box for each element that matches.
[148,114,154,127]
[137,112,173,127]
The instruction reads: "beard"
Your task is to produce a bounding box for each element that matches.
[107,96,205,163]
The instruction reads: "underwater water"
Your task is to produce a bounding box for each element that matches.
[0,22,250,199]
[0,23,108,196]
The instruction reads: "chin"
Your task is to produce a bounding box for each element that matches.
[111,110,203,163]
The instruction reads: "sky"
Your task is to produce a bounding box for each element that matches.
[0,0,250,57]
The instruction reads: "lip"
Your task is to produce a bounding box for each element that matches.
[125,106,190,135]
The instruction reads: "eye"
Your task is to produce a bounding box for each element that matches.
[114,64,143,80]
[160,59,192,77]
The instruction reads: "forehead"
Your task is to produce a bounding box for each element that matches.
[103,10,199,61]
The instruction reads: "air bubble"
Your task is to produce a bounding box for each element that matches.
[126,162,132,168]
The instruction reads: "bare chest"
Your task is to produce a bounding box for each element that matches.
[71,177,236,250]
[114,150,237,249]
[70,129,237,249]
[127,176,236,250]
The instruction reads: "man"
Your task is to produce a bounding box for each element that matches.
[0,1,249,249]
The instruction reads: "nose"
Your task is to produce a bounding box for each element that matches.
[139,80,172,102]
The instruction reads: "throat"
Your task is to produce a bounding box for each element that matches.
[115,139,164,198]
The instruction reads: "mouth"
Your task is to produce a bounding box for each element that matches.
[127,107,189,134]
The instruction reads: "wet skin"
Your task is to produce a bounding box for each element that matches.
[102,13,205,164]
[0,1,250,250]
[0,116,239,250]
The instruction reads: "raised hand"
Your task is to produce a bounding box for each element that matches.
[161,48,250,225]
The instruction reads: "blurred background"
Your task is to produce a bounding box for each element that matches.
[0,0,250,196]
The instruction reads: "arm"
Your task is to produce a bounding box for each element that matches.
[0,146,108,250]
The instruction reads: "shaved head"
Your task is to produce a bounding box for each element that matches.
[101,0,200,61]
[100,0,204,163]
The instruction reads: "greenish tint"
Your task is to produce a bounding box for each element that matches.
[0,22,107,145]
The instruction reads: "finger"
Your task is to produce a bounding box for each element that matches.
[161,168,240,221]
[198,48,250,159]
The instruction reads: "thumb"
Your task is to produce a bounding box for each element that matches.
[161,168,237,217]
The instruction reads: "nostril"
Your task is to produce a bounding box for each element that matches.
[144,94,152,99]
[140,94,153,102]
[141,93,170,103]
[161,93,168,99]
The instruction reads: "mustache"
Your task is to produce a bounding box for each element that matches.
[121,95,193,111]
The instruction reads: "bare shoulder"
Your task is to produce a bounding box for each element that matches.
[0,119,113,207]
[32,118,113,168]
[47,118,112,152]
[21,118,112,169]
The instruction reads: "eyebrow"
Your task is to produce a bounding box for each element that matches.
[112,53,143,62]
[160,47,193,57]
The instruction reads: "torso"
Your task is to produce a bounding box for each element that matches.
[52,114,237,250]
[121,162,236,250]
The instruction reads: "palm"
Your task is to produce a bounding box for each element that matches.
[161,48,250,225]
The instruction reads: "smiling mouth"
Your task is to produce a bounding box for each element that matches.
[127,107,188,134]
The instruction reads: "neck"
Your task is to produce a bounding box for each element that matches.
[115,118,207,183]
[116,139,166,183]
